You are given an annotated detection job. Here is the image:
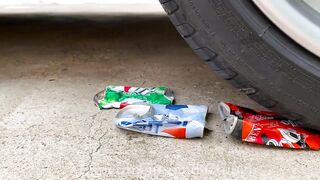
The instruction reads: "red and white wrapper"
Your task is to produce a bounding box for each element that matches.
[218,102,320,150]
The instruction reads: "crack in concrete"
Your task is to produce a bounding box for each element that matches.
[77,150,94,179]
[77,132,107,179]
[95,132,107,153]
[78,115,107,179]
[88,113,99,134]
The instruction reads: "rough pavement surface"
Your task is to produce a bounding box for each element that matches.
[0,15,319,179]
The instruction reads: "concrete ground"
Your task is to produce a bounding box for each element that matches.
[0,14,319,180]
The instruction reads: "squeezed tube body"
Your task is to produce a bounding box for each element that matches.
[219,102,320,150]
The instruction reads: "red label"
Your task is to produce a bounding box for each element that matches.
[226,102,320,150]
[120,102,129,109]
[124,86,131,92]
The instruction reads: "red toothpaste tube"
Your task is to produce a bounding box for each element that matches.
[218,102,320,150]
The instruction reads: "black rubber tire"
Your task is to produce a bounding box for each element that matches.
[160,0,320,130]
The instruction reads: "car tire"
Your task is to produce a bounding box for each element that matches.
[160,0,320,130]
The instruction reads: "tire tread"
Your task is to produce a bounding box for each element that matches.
[160,0,282,113]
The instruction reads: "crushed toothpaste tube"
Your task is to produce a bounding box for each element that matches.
[94,85,174,109]
[115,104,208,138]
[218,102,320,150]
